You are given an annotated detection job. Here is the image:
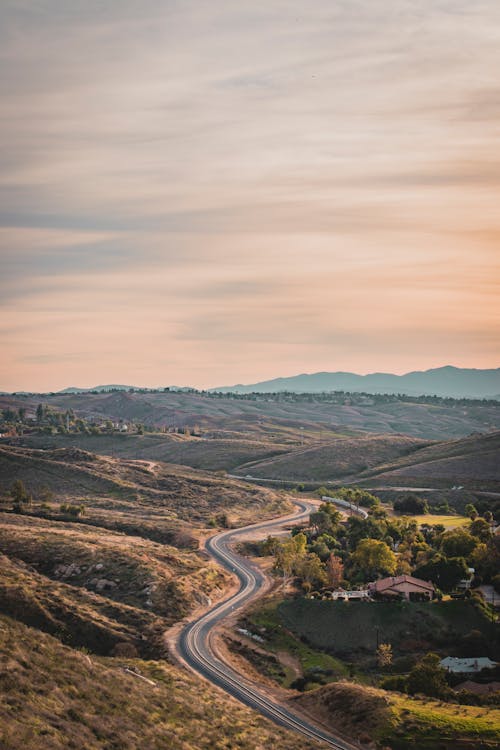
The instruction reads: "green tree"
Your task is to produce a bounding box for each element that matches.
[414,554,468,592]
[406,653,449,698]
[36,403,44,423]
[297,552,327,590]
[440,528,478,559]
[10,479,28,504]
[465,503,478,520]
[393,494,428,515]
[346,516,385,549]
[469,517,492,543]
[351,539,396,580]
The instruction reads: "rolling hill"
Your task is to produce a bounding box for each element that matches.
[233,434,430,481]
[3,387,500,439]
[356,430,500,494]
[0,444,290,525]
[0,615,321,750]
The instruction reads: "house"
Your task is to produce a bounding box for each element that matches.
[457,567,475,590]
[368,574,435,601]
[440,657,497,674]
[454,680,500,695]
[330,589,370,601]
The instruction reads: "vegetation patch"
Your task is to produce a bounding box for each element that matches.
[291,681,500,749]
[0,615,325,750]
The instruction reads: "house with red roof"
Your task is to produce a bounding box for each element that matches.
[367,574,435,601]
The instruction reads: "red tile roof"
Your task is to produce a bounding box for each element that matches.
[369,575,435,593]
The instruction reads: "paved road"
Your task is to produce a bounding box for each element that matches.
[178,501,359,750]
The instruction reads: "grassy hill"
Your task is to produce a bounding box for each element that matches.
[291,681,500,749]
[0,511,229,651]
[0,615,325,750]
[357,431,500,493]
[234,434,430,481]
[9,432,291,472]
[3,387,500,439]
[0,444,291,525]
[277,599,496,660]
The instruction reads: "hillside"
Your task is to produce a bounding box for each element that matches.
[0,615,324,750]
[8,432,291,472]
[291,681,499,749]
[357,431,500,493]
[3,387,500,439]
[0,512,229,631]
[234,434,430,481]
[0,444,291,525]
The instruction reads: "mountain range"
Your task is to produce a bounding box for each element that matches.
[211,366,500,399]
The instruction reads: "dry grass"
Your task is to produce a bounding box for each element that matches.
[0,512,229,639]
[360,431,500,491]
[234,434,428,481]
[12,432,291,471]
[0,444,292,525]
[0,615,326,750]
[292,681,500,748]
[5,387,500,439]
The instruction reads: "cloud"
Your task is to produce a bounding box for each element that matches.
[1,1,499,389]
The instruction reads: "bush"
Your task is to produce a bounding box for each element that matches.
[380,675,407,692]
[393,494,429,515]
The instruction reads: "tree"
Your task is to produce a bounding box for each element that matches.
[469,517,492,543]
[406,653,449,698]
[393,494,428,515]
[274,533,307,580]
[440,528,478,559]
[309,502,341,535]
[377,643,393,668]
[18,407,26,422]
[483,510,494,525]
[2,407,17,422]
[36,403,44,423]
[346,516,385,549]
[414,554,468,592]
[350,539,396,580]
[465,503,478,520]
[326,553,344,588]
[10,479,28,504]
[297,552,327,590]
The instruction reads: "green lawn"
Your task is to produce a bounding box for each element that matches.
[414,513,469,528]
[243,601,350,689]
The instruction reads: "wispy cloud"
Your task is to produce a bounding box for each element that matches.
[1,1,499,389]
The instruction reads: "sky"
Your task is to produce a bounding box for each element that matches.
[1,0,499,391]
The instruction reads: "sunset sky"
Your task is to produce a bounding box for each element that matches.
[1,1,499,392]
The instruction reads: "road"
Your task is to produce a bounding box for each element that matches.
[177,501,359,750]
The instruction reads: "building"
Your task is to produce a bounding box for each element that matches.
[454,680,500,695]
[368,574,435,601]
[440,657,497,674]
[457,567,475,590]
[330,589,370,601]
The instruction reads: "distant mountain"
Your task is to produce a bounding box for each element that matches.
[212,366,500,399]
[59,385,134,394]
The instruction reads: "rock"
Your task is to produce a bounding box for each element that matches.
[95,563,104,571]
[95,579,117,592]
